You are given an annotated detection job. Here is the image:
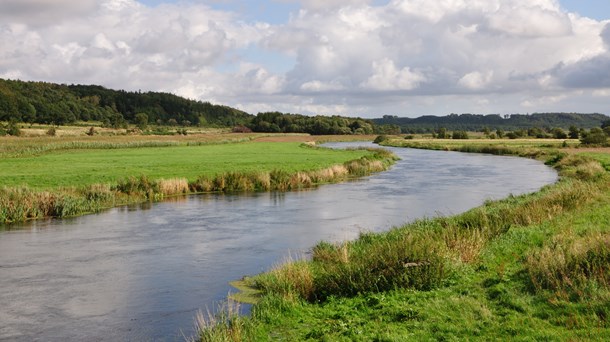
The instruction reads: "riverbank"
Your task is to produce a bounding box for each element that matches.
[196,139,610,341]
[0,134,395,224]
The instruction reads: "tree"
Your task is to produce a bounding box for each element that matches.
[134,113,148,130]
[568,125,579,139]
[496,129,504,138]
[6,119,21,136]
[580,128,608,145]
[581,133,608,145]
[482,126,491,137]
[452,130,469,139]
[550,127,567,139]
[436,127,448,139]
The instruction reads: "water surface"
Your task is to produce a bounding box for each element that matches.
[0,143,557,341]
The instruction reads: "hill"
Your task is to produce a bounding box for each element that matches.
[373,113,610,133]
[0,78,251,128]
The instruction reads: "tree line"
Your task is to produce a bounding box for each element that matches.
[0,79,251,128]
[374,113,609,133]
[1,78,609,139]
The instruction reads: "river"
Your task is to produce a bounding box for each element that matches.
[0,143,557,341]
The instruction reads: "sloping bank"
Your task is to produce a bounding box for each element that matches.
[0,145,397,224]
[195,140,610,341]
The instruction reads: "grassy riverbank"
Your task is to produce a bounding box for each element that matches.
[195,139,610,341]
[0,134,394,224]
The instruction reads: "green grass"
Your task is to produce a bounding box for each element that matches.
[196,140,610,341]
[582,152,610,171]
[0,139,397,223]
[0,142,370,190]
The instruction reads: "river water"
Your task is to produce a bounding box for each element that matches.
[0,143,557,341]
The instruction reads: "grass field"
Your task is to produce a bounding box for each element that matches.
[0,133,394,223]
[0,142,371,189]
[195,138,610,341]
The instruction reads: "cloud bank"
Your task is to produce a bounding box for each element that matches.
[0,0,608,116]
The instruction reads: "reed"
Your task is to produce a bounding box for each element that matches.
[157,178,189,196]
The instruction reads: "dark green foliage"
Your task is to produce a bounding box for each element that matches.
[581,128,609,145]
[551,127,568,139]
[436,127,448,138]
[373,135,388,144]
[248,111,374,135]
[452,130,469,139]
[5,119,21,137]
[0,78,251,128]
[374,113,610,133]
[569,125,580,139]
[134,113,148,130]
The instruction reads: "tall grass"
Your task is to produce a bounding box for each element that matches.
[195,141,610,340]
[236,149,608,302]
[0,148,396,224]
[190,301,252,342]
[526,232,610,301]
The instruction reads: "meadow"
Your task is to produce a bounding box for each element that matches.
[196,138,610,341]
[0,132,393,223]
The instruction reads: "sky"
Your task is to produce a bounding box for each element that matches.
[0,0,609,118]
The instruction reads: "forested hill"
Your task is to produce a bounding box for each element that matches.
[374,113,610,133]
[0,78,251,127]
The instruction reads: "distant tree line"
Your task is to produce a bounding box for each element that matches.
[374,113,610,133]
[247,112,377,135]
[2,78,609,141]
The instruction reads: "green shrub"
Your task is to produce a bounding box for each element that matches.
[581,133,608,145]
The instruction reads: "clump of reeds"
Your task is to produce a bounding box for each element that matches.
[526,232,610,300]
[0,186,96,223]
[158,178,189,196]
[250,256,315,302]
[190,300,251,342]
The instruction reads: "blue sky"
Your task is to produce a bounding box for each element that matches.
[139,0,609,22]
[0,0,609,117]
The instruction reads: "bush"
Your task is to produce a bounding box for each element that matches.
[452,131,469,139]
[581,133,608,145]
[6,120,21,136]
[373,135,388,144]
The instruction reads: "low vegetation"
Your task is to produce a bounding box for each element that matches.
[195,139,610,341]
[0,137,396,224]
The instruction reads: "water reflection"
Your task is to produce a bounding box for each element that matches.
[0,144,558,341]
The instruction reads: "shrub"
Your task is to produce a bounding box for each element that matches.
[452,130,469,139]
[580,133,608,145]
[86,127,96,136]
[373,135,388,144]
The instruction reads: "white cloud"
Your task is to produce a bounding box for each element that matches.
[458,71,493,90]
[361,58,425,91]
[300,80,344,92]
[0,0,609,117]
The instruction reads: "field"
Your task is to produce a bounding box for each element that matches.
[196,138,610,341]
[0,142,373,189]
[0,132,390,223]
